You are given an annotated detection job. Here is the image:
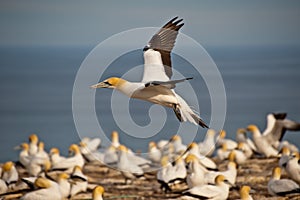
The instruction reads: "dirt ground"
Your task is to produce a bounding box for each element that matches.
[1,156,300,200]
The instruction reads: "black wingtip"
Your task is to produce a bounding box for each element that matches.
[186,77,193,80]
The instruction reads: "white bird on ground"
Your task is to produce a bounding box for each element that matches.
[170,135,187,153]
[239,185,253,200]
[228,150,247,165]
[182,175,230,200]
[268,166,300,196]
[185,154,207,188]
[19,143,30,167]
[0,166,8,194]
[198,129,216,157]
[262,113,300,148]
[91,17,208,128]
[51,144,85,171]
[205,161,237,186]
[157,156,175,192]
[216,143,230,162]
[93,185,105,200]
[2,161,18,189]
[279,146,291,168]
[236,128,257,152]
[103,145,118,165]
[148,141,162,164]
[247,125,278,157]
[169,156,187,185]
[36,142,49,162]
[117,145,144,183]
[217,130,237,150]
[28,134,39,156]
[69,165,88,197]
[285,152,300,184]
[57,173,71,198]
[237,142,253,159]
[186,142,217,170]
[49,147,66,165]
[20,177,62,200]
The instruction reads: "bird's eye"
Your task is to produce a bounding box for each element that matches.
[104,81,111,85]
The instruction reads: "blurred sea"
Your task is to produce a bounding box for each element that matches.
[0,45,299,162]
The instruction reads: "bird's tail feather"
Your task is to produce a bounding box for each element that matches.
[174,94,208,128]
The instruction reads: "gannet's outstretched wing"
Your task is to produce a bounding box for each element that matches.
[142,17,184,83]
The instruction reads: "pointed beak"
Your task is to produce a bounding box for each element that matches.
[90,82,108,89]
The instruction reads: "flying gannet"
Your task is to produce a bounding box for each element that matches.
[91,17,208,128]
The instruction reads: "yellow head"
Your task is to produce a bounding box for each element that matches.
[3,161,14,172]
[72,165,82,173]
[219,130,226,138]
[91,77,126,89]
[35,177,51,189]
[187,142,198,150]
[280,146,290,155]
[69,144,80,154]
[148,141,156,150]
[43,160,51,172]
[221,143,227,151]
[57,173,69,181]
[237,142,245,150]
[236,128,246,135]
[50,147,60,155]
[118,145,128,152]
[29,134,39,144]
[228,151,236,162]
[21,143,29,151]
[171,135,181,142]
[185,154,198,164]
[247,125,259,133]
[272,167,281,180]
[228,161,237,169]
[215,175,226,185]
[240,185,251,199]
[207,129,216,136]
[93,185,105,198]
[160,156,170,167]
[38,142,45,150]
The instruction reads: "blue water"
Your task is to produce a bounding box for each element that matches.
[0,45,299,162]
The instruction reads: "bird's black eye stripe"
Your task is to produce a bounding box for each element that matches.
[143,45,150,52]
[104,81,112,86]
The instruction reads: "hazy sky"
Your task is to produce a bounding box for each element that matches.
[0,1,299,46]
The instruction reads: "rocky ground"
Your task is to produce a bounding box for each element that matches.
[1,156,300,200]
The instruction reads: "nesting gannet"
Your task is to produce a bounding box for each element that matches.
[236,128,257,152]
[217,130,237,150]
[36,142,49,161]
[185,154,207,187]
[28,134,39,156]
[183,175,230,200]
[247,125,278,157]
[91,17,208,128]
[170,135,187,153]
[186,142,217,170]
[103,145,118,165]
[268,167,300,196]
[278,140,299,153]
[168,156,187,185]
[262,113,300,147]
[20,177,62,200]
[0,166,8,194]
[111,131,120,148]
[228,150,247,165]
[205,161,237,186]
[198,129,216,157]
[279,146,291,168]
[51,144,85,171]
[49,147,66,165]
[285,152,300,184]
[237,142,253,159]
[148,141,162,164]
[69,165,88,197]
[157,156,175,192]
[93,185,105,200]
[80,137,101,152]
[2,161,18,188]
[57,173,71,198]
[117,145,144,183]
[19,143,30,167]
[216,143,230,162]
[239,185,253,200]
